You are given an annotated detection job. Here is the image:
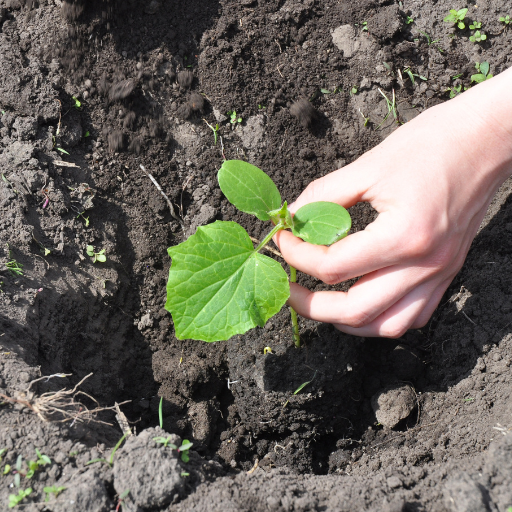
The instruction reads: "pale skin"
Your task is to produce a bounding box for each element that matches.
[275,66,512,338]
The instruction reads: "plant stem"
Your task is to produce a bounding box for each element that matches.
[254,223,284,252]
[289,265,300,348]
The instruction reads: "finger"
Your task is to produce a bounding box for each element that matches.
[410,278,454,329]
[275,216,421,285]
[289,163,373,213]
[333,279,441,337]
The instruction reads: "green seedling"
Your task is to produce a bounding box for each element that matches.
[8,488,32,509]
[469,30,487,42]
[25,449,51,478]
[86,246,106,263]
[165,160,351,347]
[350,86,358,95]
[361,21,368,31]
[227,110,242,124]
[76,211,90,227]
[180,471,190,477]
[159,397,164,429]
[3,464,11,474]
[443,8,468,29]
[0,449,6,460]
[203,119,220,145]
[377,88,398,129]
[403,67,427,85]
[294,371,317,395]
[116,489,130,512]
[85,130,90,137]
[6,258,23,276]
[463,397,475,402]
[87,433,127,467]
[471,61,493,83]
[469,20,482,29]
[405,15,414,24]
[72,96,82,109]
[258,104,266,109]
[153,437,193,462]
[44,485,66,502]
[500,15,510,25]
[263,346,273,354]
[448,84,462,98]
[56,147,70,155]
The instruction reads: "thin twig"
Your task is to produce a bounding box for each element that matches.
[140,165,183,227]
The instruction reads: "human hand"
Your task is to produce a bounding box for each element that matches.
[275,68,512,337]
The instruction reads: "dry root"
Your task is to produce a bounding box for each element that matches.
[0,373,129,426]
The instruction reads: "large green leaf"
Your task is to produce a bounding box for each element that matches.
[165,221,290,342]
[292,201,351,245]
[218,160,282,221]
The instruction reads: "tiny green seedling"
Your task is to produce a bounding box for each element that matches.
[159,397,164,429]
[153,437,193,462]
[85,130,90,137]
[405,15,414,24]
[72,97,82,109]
[203,119,220,145]
[377,88,398,129]
[6,258,23,277]
[448,84,462,98]
[263,346,273,355]
[86,246,107,263]
[463,397,475,402]
[165,161,352,347]
[471,61,493,83]
[76,211,90,227]
[443,8,468,29]
[44,485,66,502]
[469,20,482,29]
[3,464,11,475]
[500,15,510,25]
[294,371,317,395]
[87,433,127,467]
[403,67,427,86]
[8,488,32,509]
[258,104,266,109]
[116,489,130,512]
[350,86,358,95]
[227,110,242,124]
[361,21,368,31]
[0,448,6,460]
[56,147,70,155]
[469,30,487,42]
[25,449,51,479]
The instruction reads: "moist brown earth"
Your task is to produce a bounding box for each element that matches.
[1,0,512,510]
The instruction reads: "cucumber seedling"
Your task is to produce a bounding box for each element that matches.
[165,160,351,347]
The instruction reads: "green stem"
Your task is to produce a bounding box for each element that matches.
[255,223,284,252]
[289,265,300,348]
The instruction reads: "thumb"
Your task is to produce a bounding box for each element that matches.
[289,160,373,214]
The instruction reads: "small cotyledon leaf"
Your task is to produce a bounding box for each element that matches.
[218,160,282,221]
[165,221,289,342]
[292,201,351,245]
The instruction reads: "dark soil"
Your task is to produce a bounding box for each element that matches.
[1,0,512,510]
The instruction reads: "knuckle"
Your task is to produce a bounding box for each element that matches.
[317,259,342,285]
[340,308,372,329]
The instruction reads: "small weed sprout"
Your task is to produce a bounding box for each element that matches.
[403,67,427,85]
[203,119,220,145]
[377,88,398,128]
[8,488,32,509]
[86,246,106,263]
[44,485,66,502]
[471,61,493,83]
[3,464,11,475]
[405,15,414,24]
[361,21,368,31]
[469,20,482,29]
[6,255,23,277]
[443,8,468,29]
[448,84,462,98]
[87,432,128,467]
[25,449,51,479]
[153,437,193,462]
[469,30,487,42]
[116,489,130,512]
[263,346,273,355]
[158,397,164,428]
[350,86,358,95]
[227,110,242,124]
[499,15,510,25]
